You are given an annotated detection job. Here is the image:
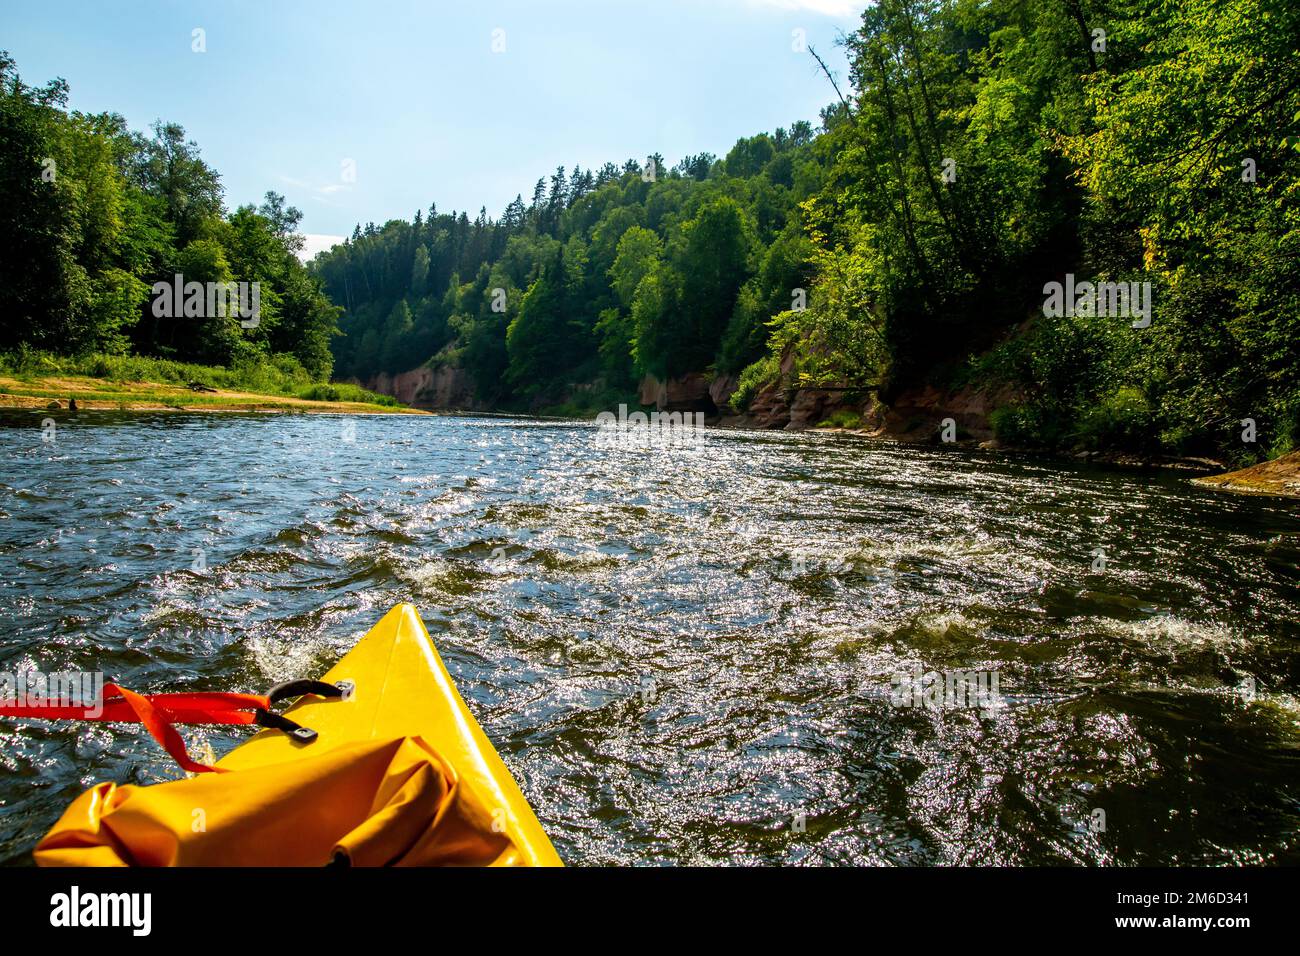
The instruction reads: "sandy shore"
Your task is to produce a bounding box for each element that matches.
[0,374,428,415]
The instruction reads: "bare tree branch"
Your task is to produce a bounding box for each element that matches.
[809,44,855,126]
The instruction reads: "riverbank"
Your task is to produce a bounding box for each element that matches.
[359,363,1298,497]
[708,373,1300,497]
[1191,451,1300,499]
[752,414,1300,497]
[0,373,424,415]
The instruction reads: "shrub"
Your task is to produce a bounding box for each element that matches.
[817,409,863,429]
[296,383,341,402]
[989,404,1044,446]
[294,381,399,405]
[731,353,780,412]
[1073,386,1155,451]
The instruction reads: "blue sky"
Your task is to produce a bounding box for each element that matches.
[2,0,865,256]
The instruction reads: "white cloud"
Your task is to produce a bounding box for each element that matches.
[277,174,353,205]
[298,233,346,262]
[744,0,866,17]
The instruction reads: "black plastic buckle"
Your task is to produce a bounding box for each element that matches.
[254,708,319,744]
[256,679,352,745]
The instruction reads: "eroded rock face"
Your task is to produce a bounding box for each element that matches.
[637,375,659,407]
[724,377,1020,439]
[366,357,1021,446]
[785,389,838,430]
[638,373,717,413]
[744,380,791,429]
[365,366,483,410]
[709,373,739,411]
[871,382,1017,442]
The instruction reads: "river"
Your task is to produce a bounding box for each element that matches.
[1,410,1298,864]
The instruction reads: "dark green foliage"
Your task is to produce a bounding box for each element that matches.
[313,123,828,403]
[7,0,1292,464]
[0,52,340,379]
[762,0,1298,461]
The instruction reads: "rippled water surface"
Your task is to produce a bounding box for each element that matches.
[1,410,1298,865]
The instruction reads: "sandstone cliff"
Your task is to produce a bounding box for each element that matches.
[637,373,717,413]
[363,365,485,411]
[367,356,1013,445]
[720,367,1017,442]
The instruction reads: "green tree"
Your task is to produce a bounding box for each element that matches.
[129,121,223,246]
[673,196,753,373]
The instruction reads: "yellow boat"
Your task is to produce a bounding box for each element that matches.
[33,604,563,866]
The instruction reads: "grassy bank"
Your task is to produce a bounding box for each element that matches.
[0,350,421,414]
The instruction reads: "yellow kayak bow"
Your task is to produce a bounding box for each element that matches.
[34,604,562,866]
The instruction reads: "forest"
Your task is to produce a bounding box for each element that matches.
[4,0,1297,461]
[312,0,1299,461]
[312,122,822,407]
[0,52,339,380]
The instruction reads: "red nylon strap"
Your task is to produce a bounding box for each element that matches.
[106,683,239,774]
[0,684,275,774]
